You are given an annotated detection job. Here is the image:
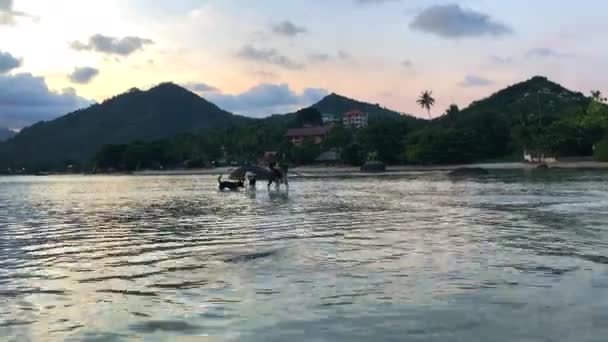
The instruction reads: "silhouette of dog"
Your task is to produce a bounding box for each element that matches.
[218,175,244,191]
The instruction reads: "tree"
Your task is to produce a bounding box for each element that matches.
[417,91,435,119]
[291,108,323,128]
[591,90,607,103]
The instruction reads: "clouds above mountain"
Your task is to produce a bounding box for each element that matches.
[409,4,512,38]
[70,34,154,56]
[68,67,99,84]
[183,82,219,93]
[0,51,21,73]
[206,83,328,116]
[237,44,303,70]
[0,73,93,129]
[526,48,572,59]
[272,21,307,37]
[459,74,494,87]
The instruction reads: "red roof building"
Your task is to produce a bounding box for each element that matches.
[285,126,332,146]
[343,109,368,128]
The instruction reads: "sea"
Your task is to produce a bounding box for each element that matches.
[0,170,607,341]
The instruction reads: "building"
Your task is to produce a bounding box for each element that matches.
[286,126,332,146]
[343,109,368,128]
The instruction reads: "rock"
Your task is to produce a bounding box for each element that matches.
[535,163,550,170]
[361,161,386,172]
[448,167,489,177]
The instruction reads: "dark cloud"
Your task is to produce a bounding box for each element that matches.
[183,82,219,93]
[526,48,572,59]
[237,44,303,70]
[207,83,328,117]
[0,50,22,74]
[459,74,493,87]
[489,55,514,64]
[401,60,413,67]
[68,67,99,84]
[409,4,512,38]
[70,34,154,56]
[0,73,93,129]
[272,21,307,37]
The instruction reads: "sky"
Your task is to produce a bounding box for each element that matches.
[1,0,607,129]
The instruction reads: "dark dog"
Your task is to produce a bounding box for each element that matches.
[218,175,244,191]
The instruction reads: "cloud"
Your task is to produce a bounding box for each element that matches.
[272,21,307,37]
[525,48,572,59]
[401,60,413,67]
[0,0,33,26]
[308,51,352,64]
[0,51,22,74]
[0,73,93,129]
[459,74,494,87]
[354,0,400,4]
[70,34,154,56]
[308,53,332,63]
[237,44,303,70]
[489,55,513,64]
[207,83,328,116]
[338,50,351,60]
[183,82,219,93]
[409,4,512,38]
[68,67,99,84]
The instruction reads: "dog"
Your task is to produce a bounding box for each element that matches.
[218,175,245,191]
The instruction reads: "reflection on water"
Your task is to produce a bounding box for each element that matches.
[1,171,608,341]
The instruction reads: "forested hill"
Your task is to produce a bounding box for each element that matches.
[312,93,417,121]
[455,76,588,122]
[406,76,604,164]
[0,83,251,169]
[0,128,15,142]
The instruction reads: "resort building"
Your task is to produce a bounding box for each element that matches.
[286,126,332,146]
[343,109,368,128]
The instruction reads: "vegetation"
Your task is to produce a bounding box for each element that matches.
[1,76,608,173]
[417,91,435,119]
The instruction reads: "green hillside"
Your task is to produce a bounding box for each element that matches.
[0,83,251,169]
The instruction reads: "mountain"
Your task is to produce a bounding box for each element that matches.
[0,83,251,169]
[455,76,588,122]
[0,128,16,142]
[312,93,410,121]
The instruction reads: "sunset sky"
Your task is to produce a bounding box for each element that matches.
[1,0,607,129]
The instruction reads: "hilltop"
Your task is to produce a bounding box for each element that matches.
[312,93,405,120]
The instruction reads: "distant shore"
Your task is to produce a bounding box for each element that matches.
[130,161,608,177]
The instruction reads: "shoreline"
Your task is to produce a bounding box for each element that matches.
[131,161,608,176]
[3,161,608,178]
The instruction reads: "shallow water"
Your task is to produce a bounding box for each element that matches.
[1,171,608,341]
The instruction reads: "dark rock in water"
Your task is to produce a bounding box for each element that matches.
[361,161,386,172]
[229,165,272,180]
[448,167,489,177]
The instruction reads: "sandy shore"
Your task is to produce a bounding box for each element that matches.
[132,161,608,176]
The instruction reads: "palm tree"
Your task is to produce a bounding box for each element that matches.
[417,91,435,119]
